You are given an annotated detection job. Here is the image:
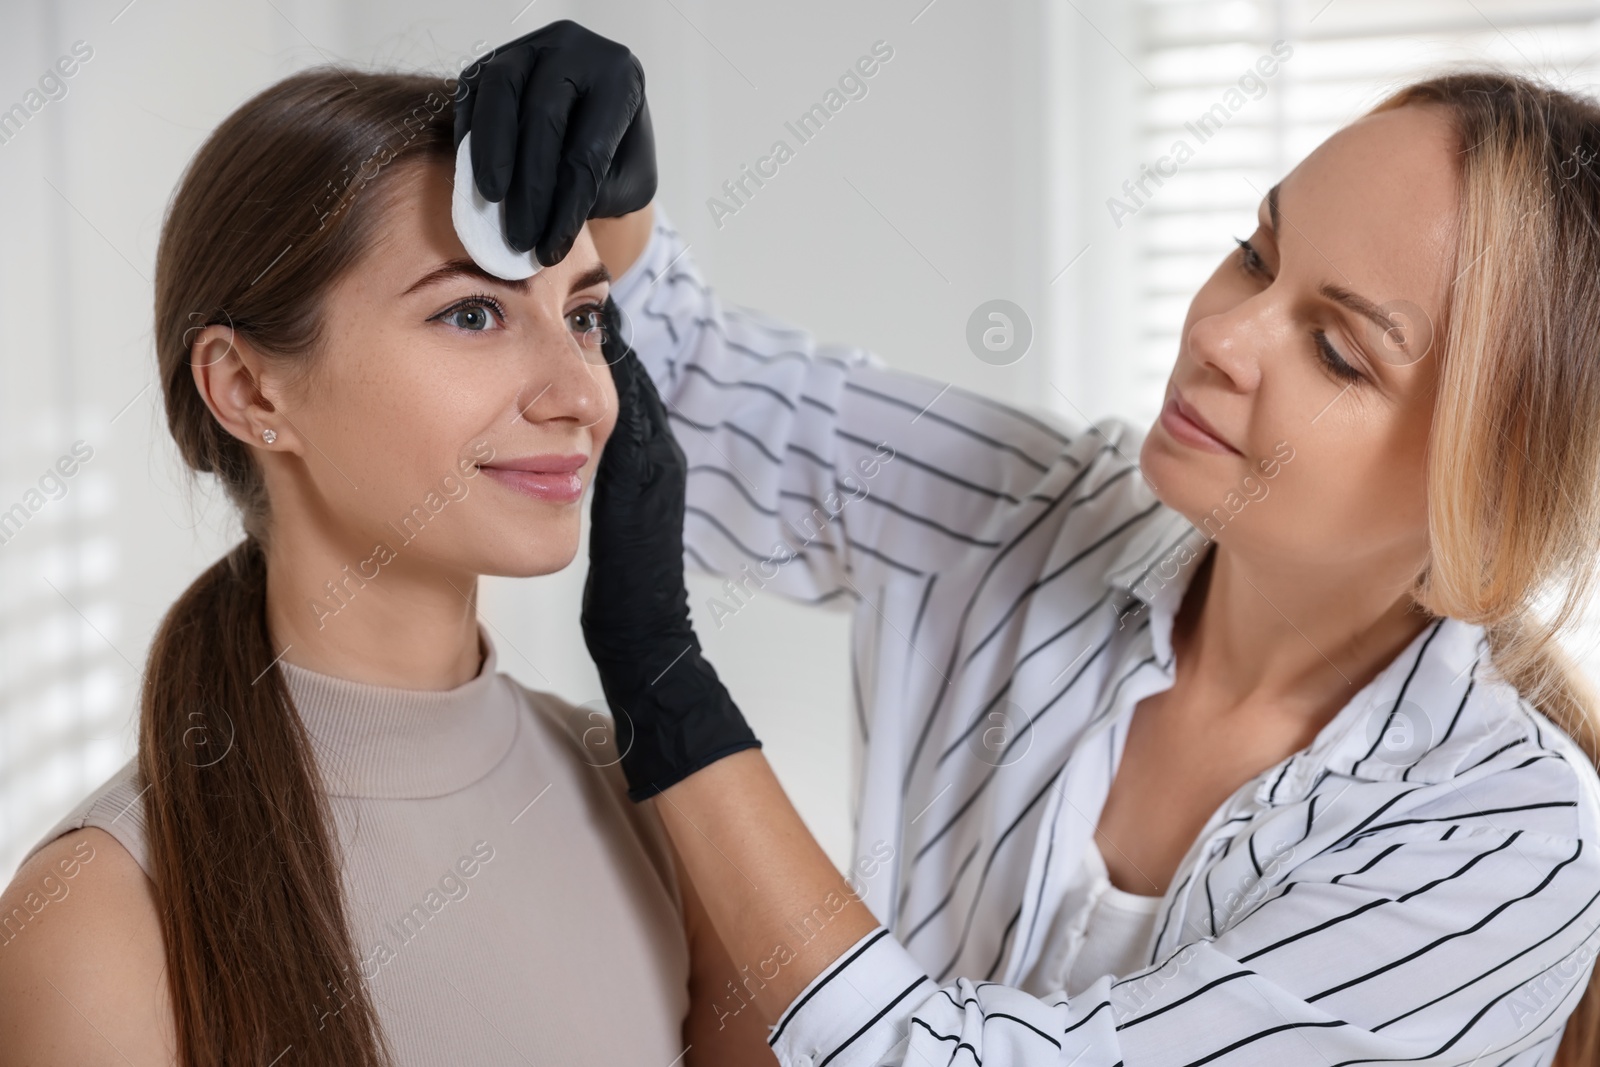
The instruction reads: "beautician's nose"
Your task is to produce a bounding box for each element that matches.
[512,320,610,428]
[1185,294,1268,395]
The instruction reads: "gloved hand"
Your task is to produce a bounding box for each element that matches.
[453,20,657,265]
[581,299,760,801]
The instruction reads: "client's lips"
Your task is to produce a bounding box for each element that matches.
[479,453,588,504]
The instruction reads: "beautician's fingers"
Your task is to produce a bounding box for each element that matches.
[591,97,656,219]
[454,20,656,262]
[539,82,652,264]
[600,300,676,458]
[508,32,650,262]
[602,357,647,483]
[599,364,681,501]
[505,58,583,255]
[593,308,648,486]
[456,38,538,203]
[588,310,687,595]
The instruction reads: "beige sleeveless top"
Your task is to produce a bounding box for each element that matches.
[23,626,689,1066]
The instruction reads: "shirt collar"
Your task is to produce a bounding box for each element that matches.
[1263,614,1495,799]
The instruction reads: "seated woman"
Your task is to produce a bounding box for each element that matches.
[0,69,768,1066]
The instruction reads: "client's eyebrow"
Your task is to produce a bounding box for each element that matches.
[1261,181,1396,338]
[403,259,612,297]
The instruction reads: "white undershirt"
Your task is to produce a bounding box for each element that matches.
[1024,838,1166,997]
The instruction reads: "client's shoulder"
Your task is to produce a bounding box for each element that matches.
[0,827,174,1064]
[500,682,683,903]
[508,684,628,773]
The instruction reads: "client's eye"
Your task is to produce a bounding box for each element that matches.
[1234,236,1268,277]
[432,294,506,333]
[568,302,608,347]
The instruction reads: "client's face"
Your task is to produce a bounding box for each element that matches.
[276,159,618,580]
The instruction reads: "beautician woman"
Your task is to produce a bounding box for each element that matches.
[462,24,1600,1066]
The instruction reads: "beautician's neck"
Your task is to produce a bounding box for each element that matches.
[1176,541,1432,716]
[262,530,483,691]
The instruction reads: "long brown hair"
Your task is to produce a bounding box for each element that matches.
[146,68,458,1065]
[1373,71,1600,1066]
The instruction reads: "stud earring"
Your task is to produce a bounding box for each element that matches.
[261,428,277,445]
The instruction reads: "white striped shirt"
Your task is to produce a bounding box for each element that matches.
[609,210,1600,1067]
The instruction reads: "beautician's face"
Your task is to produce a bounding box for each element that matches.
[1140,104,1458,579]
[273,159,618,579]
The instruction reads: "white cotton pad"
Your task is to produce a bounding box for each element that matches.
[451,132,543,281]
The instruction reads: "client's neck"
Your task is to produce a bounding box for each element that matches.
[260,520,484,691]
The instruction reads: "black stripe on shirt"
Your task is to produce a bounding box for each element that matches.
[768,928,892,1046]
[1238,834,1523,964]
[904,840,984,943]
[1115,969,1258,1030]
[1371,882,1600,1033]
[818,976,933,1067]
[1304,839,1585,1004]
[899,449,1131,792]
[844,379,1056,473]
[682,360,798,411]
[1177,1017,1349,1067]
[935,589,1113,767]
[929,774,1064,981]
[1350,619,1446,778]
[959,467,1143,667]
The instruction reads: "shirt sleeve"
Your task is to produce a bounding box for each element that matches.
[766,819,1600,1067]
[607,208,1090,604]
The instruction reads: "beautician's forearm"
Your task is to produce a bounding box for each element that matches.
[650,748,880,1023]
[589,202,655,280]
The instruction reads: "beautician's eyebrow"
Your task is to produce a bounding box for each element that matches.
[403,259,611,298]
[1262,181,1397,339]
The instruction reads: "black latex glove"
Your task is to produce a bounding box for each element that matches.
[581,299,760,802]
[453,20,658,265]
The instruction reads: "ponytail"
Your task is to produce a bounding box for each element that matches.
[138,536,390,1065]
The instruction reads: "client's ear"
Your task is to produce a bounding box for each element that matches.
[188,323,301,455]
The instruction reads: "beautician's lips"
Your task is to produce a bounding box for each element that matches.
[478,453,588,504]
[1162,392,1241,456]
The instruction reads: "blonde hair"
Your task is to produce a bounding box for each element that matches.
[1373,69,1600,1066]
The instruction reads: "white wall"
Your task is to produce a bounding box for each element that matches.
[0,0,1067,876]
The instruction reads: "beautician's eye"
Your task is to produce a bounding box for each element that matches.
[432,293,505,333]
[568,302,608,346]
[1234,237,1363,385]
[1312,330,1362,383]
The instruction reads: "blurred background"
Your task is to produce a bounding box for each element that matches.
[4,0,1600,878]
